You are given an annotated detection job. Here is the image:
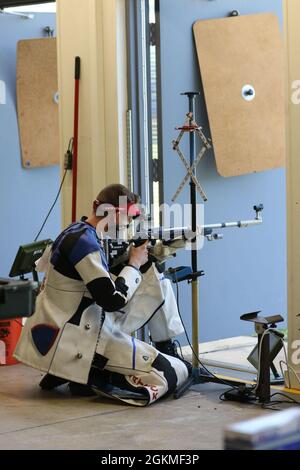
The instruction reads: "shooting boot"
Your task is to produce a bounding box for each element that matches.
[68,367,113,397]
[39,373,68,390]
[155,339,193,376]
[68,382,97,397]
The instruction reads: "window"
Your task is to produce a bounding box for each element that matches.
[126,0,162,227]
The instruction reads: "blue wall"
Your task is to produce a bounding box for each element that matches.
[159,0,287,341]
[0,13,60,278]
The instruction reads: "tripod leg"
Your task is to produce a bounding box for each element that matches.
[174,375,195,399]
[270,362,285,385]
[192,280,199,368]
[270,362,280,379]
[256,332,271,404]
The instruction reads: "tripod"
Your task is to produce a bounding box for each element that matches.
[172,94,283,404]
[173,92,248,398]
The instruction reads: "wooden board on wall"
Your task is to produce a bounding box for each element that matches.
[17,38,59,168]
[193,13,286,177]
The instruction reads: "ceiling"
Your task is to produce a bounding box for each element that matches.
[0,0,54,8]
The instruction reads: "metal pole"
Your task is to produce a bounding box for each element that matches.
[256,331,271,404]
[182,92,201,369]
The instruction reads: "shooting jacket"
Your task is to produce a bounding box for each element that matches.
[14,221,143,384]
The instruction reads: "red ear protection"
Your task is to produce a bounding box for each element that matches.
[127,203,141,218]
[94,200,141,218]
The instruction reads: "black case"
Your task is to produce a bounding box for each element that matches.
[0,279,36,320]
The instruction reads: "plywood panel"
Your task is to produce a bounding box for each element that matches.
[193,13,286,177]
[17,38,59,168]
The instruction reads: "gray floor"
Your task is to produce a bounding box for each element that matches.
[0,361,297,450]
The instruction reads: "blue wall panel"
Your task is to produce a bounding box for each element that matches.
[158,0,286,341]
[0,13,60,278]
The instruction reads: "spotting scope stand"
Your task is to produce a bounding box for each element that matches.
[240,312,285,402]
[170,214,263,399]
[172,92,265,399]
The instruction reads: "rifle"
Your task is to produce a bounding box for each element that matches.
[104,205,263,268]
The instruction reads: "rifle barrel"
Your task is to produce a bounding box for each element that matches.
[132,217,262,242]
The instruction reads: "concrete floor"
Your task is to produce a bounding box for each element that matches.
[0,338,298,450]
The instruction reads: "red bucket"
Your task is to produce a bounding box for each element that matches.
[0,319,22,366]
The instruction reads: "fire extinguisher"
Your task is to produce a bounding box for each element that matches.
[0,319,22,366]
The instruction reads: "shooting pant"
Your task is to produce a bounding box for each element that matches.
[95,265,188,406]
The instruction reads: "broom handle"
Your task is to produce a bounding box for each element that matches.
[72,57,81,223]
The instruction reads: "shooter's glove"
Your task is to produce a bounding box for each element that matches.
[148,239,187,263]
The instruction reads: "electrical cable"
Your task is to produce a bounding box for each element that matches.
[269,392,300,405]
[219,390,300,410]
[34,138,73,242]
[280,361,291,389]
[219,388,258,405]
[280,337,292,388]
[174,276,242,390]
[219,334,300,408]
[279,360,300,390]
[165,258,300,411]
[34,167,68,242]
[279,338,300,390]
[249,335,300,407]
[218,388,280,410]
